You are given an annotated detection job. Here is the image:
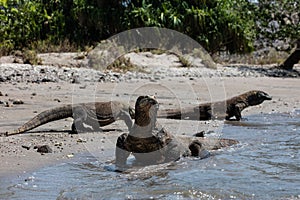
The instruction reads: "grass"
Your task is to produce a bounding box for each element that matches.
[0,39,94,65]
[0,39,90,57]
[106,56,139,72]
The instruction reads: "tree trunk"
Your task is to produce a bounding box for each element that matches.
[279,39,300,70]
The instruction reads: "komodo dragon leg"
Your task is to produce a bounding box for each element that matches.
[233,103,244,121]
[226,103,244,121]
[72,106,94,133]
[117,110,133,131]
[71,105,133,134]
[115,133,130,167]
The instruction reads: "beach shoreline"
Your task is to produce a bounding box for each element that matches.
[1,50,300,178]
[1,74,299,178]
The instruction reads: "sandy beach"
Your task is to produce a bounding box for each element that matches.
[1,74,299,178]
[0,50,299,179]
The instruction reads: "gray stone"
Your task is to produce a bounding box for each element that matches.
[34,145,53,153]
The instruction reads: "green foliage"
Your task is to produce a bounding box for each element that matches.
[125,0,256,53]
[126,0,186,28]
[0,0,298,56]
[0,0,126,55]
[107,55,139,72]
[254,0,299,49]
[0,0,47,48]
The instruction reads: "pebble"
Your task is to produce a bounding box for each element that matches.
[0,63,298,84]
[53,98,61,103]
[34,145,53,153]
[77,138,87,143]
[54,142,63,146]
[24,176,35,182]
[21,145,31,150]
[12,99,24,104]
[67,154,74,158]
[79,84,87,89]
[4,102,13,107]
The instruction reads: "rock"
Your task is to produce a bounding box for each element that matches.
[71,77,80,84]
[53,98,61,103]
[34,145,53,153]
[0,76,5,82]
[4,102,13,107]
[40,68,46,73]
[77,138,87,143]
[12,99,24,105]
[24,176,35,182]
[79,84,87,89]
[21,145,31,150]
[66,154,74,158]
[41,78,55,83]
[54,142,63,146]
[193,131,205,137]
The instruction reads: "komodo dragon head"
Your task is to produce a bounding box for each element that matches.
[246,90,272,106]
[134,95,159,127]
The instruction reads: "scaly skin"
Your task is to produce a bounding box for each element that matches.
[157,90,272,121]
[2,101,135,136]
[115,96,238,168]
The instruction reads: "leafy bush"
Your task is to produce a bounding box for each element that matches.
[1,1,45,49]
[124,0,256,53]
[0,0,298,56]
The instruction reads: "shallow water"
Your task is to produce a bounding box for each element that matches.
[1,110,299,200]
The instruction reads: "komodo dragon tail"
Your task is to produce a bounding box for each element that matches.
[4,105,73,136]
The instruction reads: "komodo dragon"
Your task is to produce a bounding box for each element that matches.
[115,96,238,168]
[2,101,135,136]
[157,90,272,121]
